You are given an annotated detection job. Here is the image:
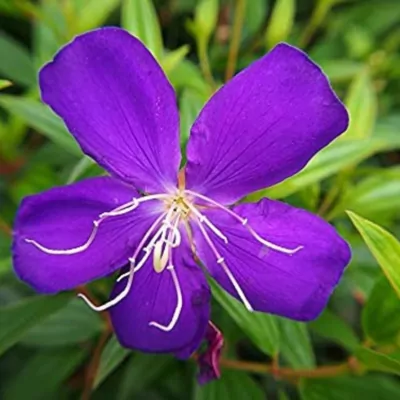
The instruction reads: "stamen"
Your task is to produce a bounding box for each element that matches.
[185,190,302,255]
[149,265,183,331]
[194,216,253,312]
[185,202,228,244]
[78,260,135,311]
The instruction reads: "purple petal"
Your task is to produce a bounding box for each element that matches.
[13,177,161,293]
[185,43,349,204]
[110,239,210,355]
[196,322,224,384]
[40,28,180,194]
[192,199,351,321]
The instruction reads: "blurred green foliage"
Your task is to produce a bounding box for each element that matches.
[0,0,400,399]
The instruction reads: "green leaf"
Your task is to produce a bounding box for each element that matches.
[355,347,400,376]
[121,0,163,61]
[300,376,400,400]
[0,257,11,278]
[0,79,12,90]
[347,211,400,298]
[265,0,295,48]
[195,369,264,400]
[243,0,269,40]
[309,309,360,352]
[211,280,280,356]
[118,354,174,399]
[75,0,121,34]
[94,335,131,389]
[0,31,36,87]
[317,60,363,82]
[3,347,87,400]
[0,294,71,356]
[21,298,104,347]
[162,45,190,75]
[248,138,383,200]
[362,276,400,345]
[344,70,377,139]
[169,59,210,94]
[179,88,208,146]
[332,167,400,219]
[279,319,315,368]
[0,95,80,156]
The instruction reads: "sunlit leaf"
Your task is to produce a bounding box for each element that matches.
[0,79,12,90]
[211,280,280,356]
[265,0,295,48]
[356,347,400,376]
[347,211,400,298]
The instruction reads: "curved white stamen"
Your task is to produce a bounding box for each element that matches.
[195,216,253,312]
[149,265,183,331]
[185,190,302,255]
[78,261,135,311]
[185,202,228,244]
[25,221,100,255]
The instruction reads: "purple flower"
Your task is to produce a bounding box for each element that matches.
[13,28,351,356]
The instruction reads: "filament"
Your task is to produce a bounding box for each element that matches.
[185,190,302,255]
[149,265,183,331]
[194,215,253,312]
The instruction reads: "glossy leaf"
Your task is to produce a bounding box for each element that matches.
[0,95,80,155]
[94,335,130,389]
[279,319,315,368]
[121,0,163,61]
[344,70,377,139]
[362,276,400,345]
[211,280,280,356]
[0,294,71,356]
[309,309,360,352]
[195,369,264,400]
[347,211,400,298]
[355,347,400,376]
[21,298,104,347]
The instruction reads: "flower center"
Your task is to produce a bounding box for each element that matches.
[24,189,303,332]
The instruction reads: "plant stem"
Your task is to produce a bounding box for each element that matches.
[0,217,11,237]
[225,0,246,81]
[220,358,351,379]
[198,38,216,90]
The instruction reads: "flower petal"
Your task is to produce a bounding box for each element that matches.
[40,28,180,194]
[192,199,351,321]
[110,239,210,355]
[13,177,161,293]
[185,43,348,204]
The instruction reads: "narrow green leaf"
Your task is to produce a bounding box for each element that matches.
[0,294,71,356]
[248,138,383,200]
[317,60,363,82]
[3,348,87,400]
[0,257,11,277]
[0,32,36,87]
[211,280,280,356]
[347,211,400,298]
[0,95,80,155]
[118,354,174,399]
[243,0,269,40]
[94,335,130,389]
[162,45,190,75]
[344,70,377,139]
[355,347,400,376]
[122,0,163,61]
[75,0,121,34]
[300,376,400,400]
[265,0,295,48]
[169,59,210,94]
[179,88,208,147]
[0,79,12,90]
[332,167,400,219]
[362,276,400,345]
[195,369,264,400]
[21,298,104,347]
[309,309,360,351]
[279,318,315,368]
